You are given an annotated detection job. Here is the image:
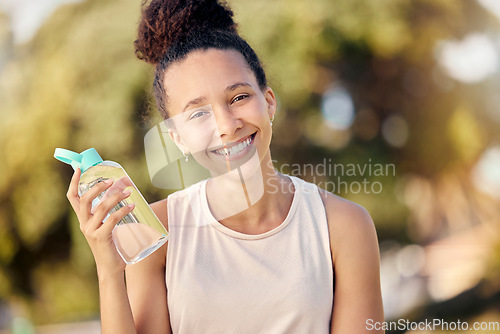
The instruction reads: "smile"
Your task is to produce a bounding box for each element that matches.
[212,133,255,157]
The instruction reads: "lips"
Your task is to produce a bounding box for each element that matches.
[211,133,256,158]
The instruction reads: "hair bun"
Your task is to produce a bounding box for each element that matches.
[135,0,237,65]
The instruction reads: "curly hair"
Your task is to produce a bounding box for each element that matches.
[134,0,267,119]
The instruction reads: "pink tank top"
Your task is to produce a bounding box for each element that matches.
[166,176,333,333]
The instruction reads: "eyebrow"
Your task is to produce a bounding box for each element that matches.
[225,82,252,92]
[182,82,252,113]
[183,96,207,113]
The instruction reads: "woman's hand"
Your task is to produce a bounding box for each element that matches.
[66,168,135,275]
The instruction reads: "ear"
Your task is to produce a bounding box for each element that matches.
[168,129,190,155]
[263,87,277,120]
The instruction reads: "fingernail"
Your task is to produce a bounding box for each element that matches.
[127,203,135,210]
[122,189,132,195]
[104,179,113,184]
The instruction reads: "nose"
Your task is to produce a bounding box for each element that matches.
[213,106,242,139]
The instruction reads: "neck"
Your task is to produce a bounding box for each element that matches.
[206,150,294,234]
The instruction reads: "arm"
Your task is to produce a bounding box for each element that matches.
[67,169,171,334]
[67,168,137,334]
[125,199,171,334]
[98,269,137,334]
[319,190,385,334]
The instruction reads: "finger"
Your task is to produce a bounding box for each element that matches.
[103,177,134,198]
[89,188,132,229]
[66,168,81,210]
[115,176,134,188]
[99,203,136,236]
[80,179,114,220]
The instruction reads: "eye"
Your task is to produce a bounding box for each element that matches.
[186,106,212,121]
[231,94,249,104]
[189,110,209,120]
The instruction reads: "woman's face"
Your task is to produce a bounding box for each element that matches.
[163,49,276,176]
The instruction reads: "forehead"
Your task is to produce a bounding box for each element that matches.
[163,49,257,111]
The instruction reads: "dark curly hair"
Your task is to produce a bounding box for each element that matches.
[134,0,268,119]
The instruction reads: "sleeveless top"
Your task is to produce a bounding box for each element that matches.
[166,175,334,333]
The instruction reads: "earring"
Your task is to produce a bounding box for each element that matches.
[270,115,275,126]
[183,152,189,162]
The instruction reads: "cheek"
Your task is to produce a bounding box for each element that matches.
[178,127,215,152]
[241,98,269,121]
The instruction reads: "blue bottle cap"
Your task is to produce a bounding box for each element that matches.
[54,148,103,173]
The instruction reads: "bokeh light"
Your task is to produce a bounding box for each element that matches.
[321,84,355,130]
[381,114,409,148]
[436,33,499,84]
[472,145,500,199]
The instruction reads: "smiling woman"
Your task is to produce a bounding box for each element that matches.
[163,49,274,178]
[63,0,384,333]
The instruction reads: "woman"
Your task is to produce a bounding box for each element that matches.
[66,0,384,333]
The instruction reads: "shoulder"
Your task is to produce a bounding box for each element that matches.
[317,187,374,227]
[150,198,169,232]
[317,187,378,263]
[149,179,208,232]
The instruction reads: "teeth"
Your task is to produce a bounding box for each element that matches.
[215,135,253,156]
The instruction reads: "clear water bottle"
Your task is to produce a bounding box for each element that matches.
[54,148,168,264]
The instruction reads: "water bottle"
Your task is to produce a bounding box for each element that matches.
[54,148,168,264]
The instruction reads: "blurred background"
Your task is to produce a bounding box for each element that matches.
[1,0,500,332]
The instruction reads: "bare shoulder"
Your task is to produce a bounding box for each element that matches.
[317,187,375,230]
[150,198,169,232]
[317,188,378,261]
